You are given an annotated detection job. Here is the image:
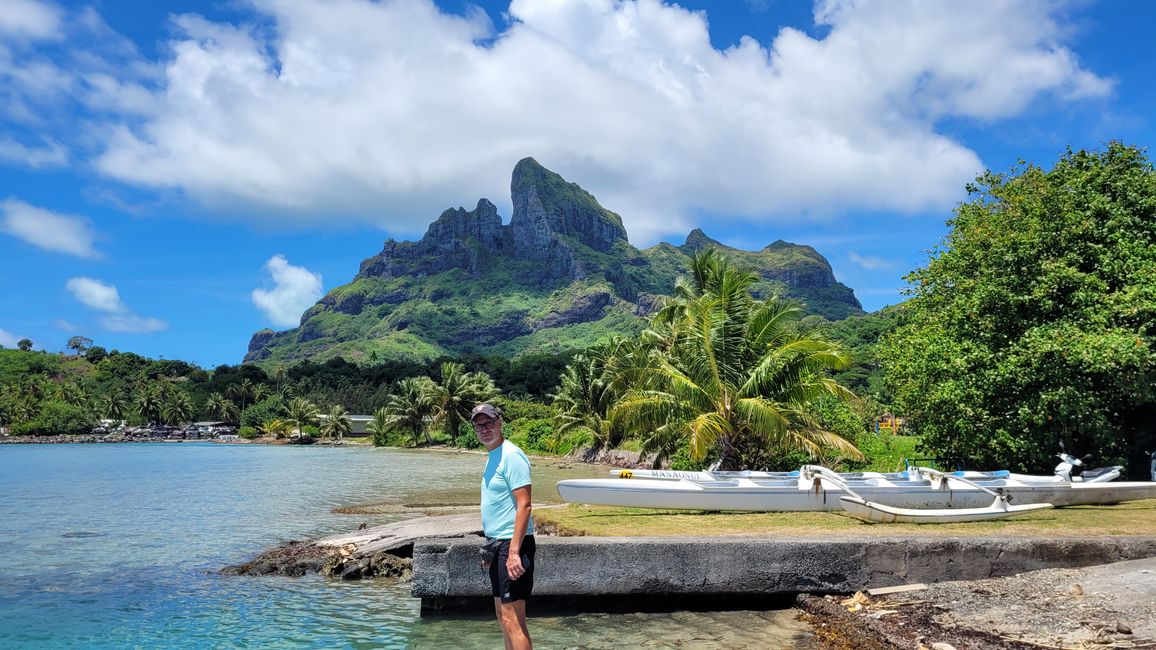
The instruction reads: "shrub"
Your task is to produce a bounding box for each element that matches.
[372,428,410,447]
[11,400,96,435]
[238,426,259,439]
[496,399,556,424]
[240,397,285,428]
[454,421,482,449]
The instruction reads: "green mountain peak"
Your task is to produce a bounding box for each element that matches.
[245,160,862,365]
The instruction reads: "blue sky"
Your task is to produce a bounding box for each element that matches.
[1,0,1154,368]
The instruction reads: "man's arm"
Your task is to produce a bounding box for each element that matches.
[506,484,532,579]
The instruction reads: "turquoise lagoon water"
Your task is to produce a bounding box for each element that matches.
[0,443,813,648]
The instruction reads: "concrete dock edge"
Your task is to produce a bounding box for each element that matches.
[412,535,1156,611]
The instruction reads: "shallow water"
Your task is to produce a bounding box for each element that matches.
[0,443,814,648]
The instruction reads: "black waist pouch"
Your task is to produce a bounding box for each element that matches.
[479,538,503,564]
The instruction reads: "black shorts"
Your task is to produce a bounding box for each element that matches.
[487,535,535,603]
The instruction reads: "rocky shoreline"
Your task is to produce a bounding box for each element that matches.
[220,513,483,581]
[796,556,1156,649]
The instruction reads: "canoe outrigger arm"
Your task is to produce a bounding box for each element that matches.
[799,465,1054,524]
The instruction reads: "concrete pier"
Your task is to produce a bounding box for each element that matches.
[412,535,1156,611]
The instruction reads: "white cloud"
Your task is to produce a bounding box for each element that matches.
[6,1,1114,243]
[54,319,80,332]
[0,328,22,348]
[0,0,63,41]
[251,254,323,327]
[66,277,125,313]
[99,314,167,333]
[1,198,99,258]
[65,276,168,334]
[0,137,68,168]
[848,251,895,271]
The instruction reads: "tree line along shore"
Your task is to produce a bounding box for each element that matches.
[3,143,1153,477]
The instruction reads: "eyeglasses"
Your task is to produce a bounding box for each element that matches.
[472,418,499,430]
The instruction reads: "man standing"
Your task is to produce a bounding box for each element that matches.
[472,403,534,650]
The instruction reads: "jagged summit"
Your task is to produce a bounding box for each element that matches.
[510,157,628,253]
[682,228,724,251]
[245,159,863,364]
[356,158,631,285]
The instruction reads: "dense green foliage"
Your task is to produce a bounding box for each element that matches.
[10,400,96,435]
[883,143,1156,475]
[822,308,904,402]
[550,249,864,470]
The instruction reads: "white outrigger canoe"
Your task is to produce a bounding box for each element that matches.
[811,466,1055,524]
[607,465,1123,484]
[555,465,1156,513]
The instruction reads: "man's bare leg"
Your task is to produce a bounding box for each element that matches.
[493,597,512,650]
[494,598,531,650]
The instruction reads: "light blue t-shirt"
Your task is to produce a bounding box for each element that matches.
[481,439,535,540]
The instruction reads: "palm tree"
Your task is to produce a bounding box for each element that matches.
[250,383,272,403]
[258,418,292,439]
[284,397,320,440]
[227,379,254,414]
[551,339,633,449]
[205,393,238,424]
[162,391,194,426]
[100,393,129,422]
[320,404,352,444]
[366,407,391,445]
[134,384,163,425]
[271,364,289,393]
[384,377,436,446]
[611,249,862,470]
[428,362,499,444]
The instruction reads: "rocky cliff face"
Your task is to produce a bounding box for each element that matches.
[244,160,863,364]
[356,158,628,286]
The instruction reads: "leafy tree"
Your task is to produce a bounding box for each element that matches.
[320,404,352,443]
[612,249,861,470]
[240,397,284,428]
[883,143,1156,475]
[427,362,499,443]
[17,339,32,352]
[67,336,93,356]
[284,397,320,439]
[85,346,108,364]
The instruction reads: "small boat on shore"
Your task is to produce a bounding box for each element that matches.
[556,464,1156,513]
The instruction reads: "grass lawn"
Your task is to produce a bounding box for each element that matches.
[536,498,1156,538]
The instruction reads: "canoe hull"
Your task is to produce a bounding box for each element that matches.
[555,477,1156,512]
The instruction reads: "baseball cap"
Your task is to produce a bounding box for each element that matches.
[470,403,501,421]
